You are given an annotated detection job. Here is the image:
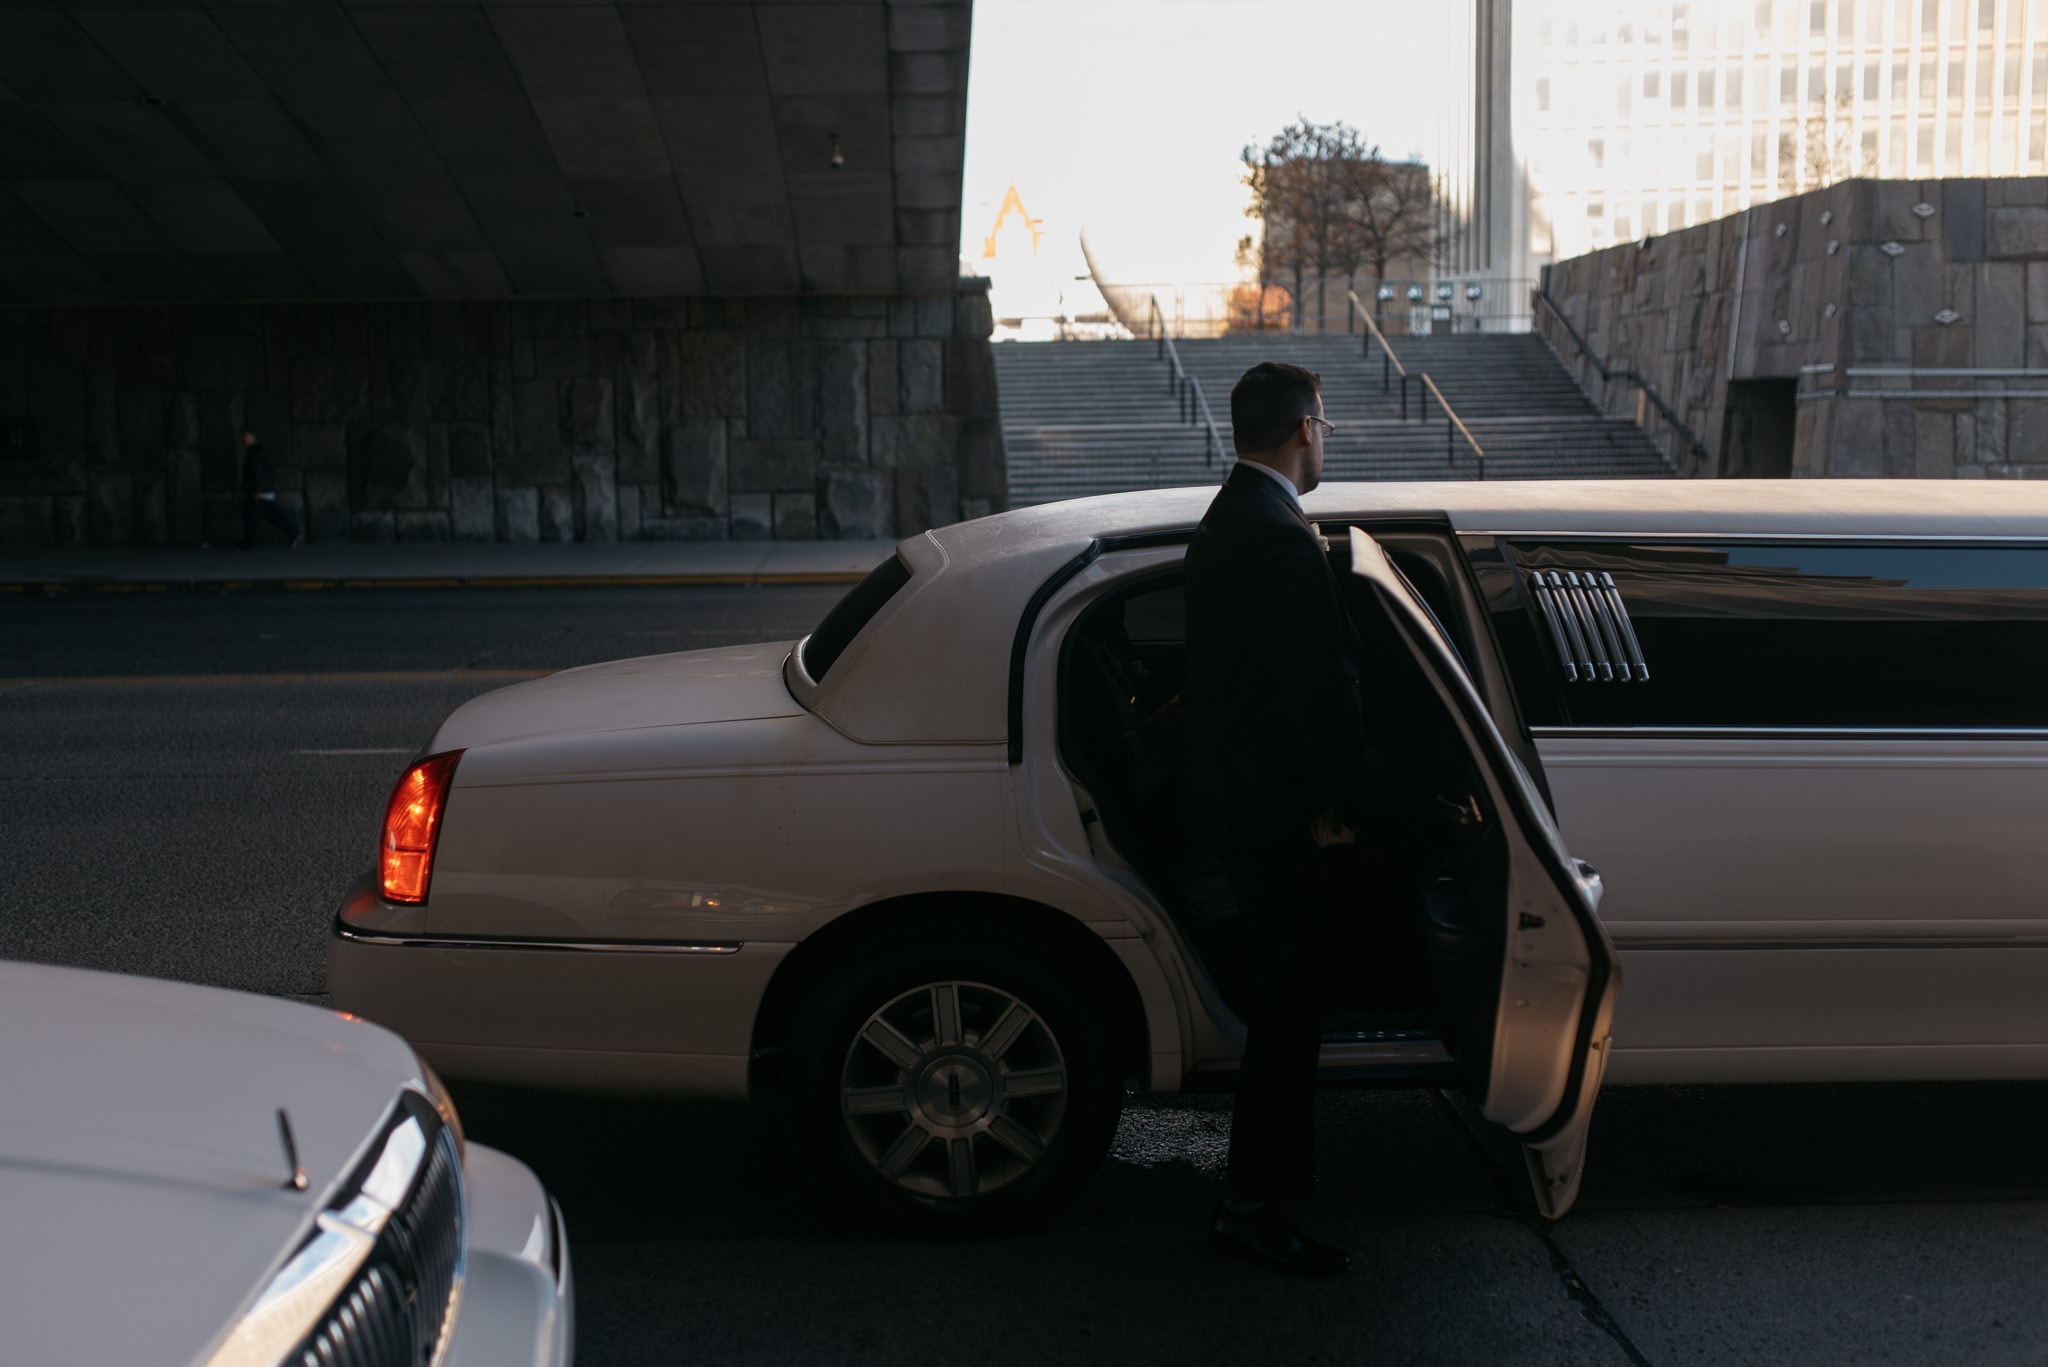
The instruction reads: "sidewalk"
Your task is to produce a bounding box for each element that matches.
[0,539,897,593]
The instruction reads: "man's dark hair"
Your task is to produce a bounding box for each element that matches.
[1229,361,1321,455]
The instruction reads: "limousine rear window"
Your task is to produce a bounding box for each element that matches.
[802,554,912,681]
[1505,540,2048,729]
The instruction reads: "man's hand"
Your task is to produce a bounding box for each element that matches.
[1310,808,1358,848]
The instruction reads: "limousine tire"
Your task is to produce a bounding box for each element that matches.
[787,939,1121,1229]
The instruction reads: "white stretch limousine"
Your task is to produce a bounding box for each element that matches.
[331,480,2048,1227]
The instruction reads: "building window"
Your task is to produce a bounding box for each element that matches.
[1674,3,1690,53]
[1949,57,1965,98]
[1698,145,1717,179]
[2005,53,2022,98]
[1700,70,1717,105]
[1588,200,1605,218]
[1752,130,1769,175]
[1865,61,1881,100]
[1810,64,1826,104]
[1536,76,1551,110]
[1810,0,1827,33]
[1922,0,1940,35]
[1675,71,1690,106]
[1756,0,1775,37]
[1893,61,1909,100]
[1980,0,1997,26]
[1779,130,1800,187]
[1946,119,1963,164]
[1619,77,1633,114]
[1918,121,1936,168]
[1539,15,1554,44]
[2031,115,2046,169]
[1862,126,1880,171]
[1589,138,1607,169]
[1782,63,1799,103]
[1728,67,1745,106]
[1920,59,1938,99]
[1978,46,1996,106]
[1646,70,1662,98]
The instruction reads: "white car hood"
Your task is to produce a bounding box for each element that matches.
[431,639,803,751]
[0,961,423,1367]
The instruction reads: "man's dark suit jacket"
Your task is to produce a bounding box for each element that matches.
[1179,462,1370,854]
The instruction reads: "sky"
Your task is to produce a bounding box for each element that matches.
[959,0,1455,324]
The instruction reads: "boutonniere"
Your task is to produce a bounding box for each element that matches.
[1310,522,1331,553]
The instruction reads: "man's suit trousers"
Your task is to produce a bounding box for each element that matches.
[1222,839,1338,1205]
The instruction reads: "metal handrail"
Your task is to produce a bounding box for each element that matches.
[1147,295,1227,466]
[1346,289,1412,420]
[1414,372,1486,477]
[1533,289,1712,470]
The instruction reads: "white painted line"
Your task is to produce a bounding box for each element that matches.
[292,748,415,756]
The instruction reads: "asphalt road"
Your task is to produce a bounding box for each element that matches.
[5,585,2047,1366]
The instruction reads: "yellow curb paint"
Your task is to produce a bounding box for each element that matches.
[0,572,868,594]
[0,669,554,688]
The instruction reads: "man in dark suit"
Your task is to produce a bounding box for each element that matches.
[1180,360,1378,1276]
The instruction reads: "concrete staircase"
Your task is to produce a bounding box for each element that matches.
[995,333,1674,507]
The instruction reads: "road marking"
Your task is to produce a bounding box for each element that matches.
[292,748,417,756]
[0,669,551,688]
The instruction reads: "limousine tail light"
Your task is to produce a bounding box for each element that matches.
[381,750,463,904]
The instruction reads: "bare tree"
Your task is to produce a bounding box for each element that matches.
[1241,119,1444,332]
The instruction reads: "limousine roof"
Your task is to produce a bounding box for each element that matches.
[806,478,2048,746]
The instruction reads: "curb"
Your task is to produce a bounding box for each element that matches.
[0,571,870,595]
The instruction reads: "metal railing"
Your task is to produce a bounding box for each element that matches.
[1148,295,1226,466]
[1415,373,1486,477]
[1347,290,1412,420]
[1533,289,1711,472]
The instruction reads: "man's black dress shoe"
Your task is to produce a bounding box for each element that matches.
[1209,1203,1352,1276]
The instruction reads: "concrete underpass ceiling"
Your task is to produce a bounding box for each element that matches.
[0,1,968,303]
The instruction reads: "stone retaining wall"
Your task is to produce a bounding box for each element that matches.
[1537,176,2048,478]
[0,279,1005,545]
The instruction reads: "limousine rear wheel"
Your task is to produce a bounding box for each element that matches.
[788,941,1120,1228]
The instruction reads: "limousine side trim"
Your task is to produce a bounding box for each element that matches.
[1533,726,2048,742]
[1615,935,2048,951]
[334,924,745,954]
[1471,531,2048,544]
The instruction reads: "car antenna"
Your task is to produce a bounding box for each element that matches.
[276,1108,308,1191]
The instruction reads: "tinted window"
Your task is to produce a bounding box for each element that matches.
[1505,541,2048,728]
[801,554,911,680]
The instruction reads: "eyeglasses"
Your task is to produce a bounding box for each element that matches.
[1307,414,1336,435]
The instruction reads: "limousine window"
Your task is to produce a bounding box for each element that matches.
[801,553,912,681]
[1502,541,2048,728]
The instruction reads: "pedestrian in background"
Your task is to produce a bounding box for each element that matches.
[240,429,302,549]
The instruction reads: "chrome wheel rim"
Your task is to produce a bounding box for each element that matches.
[840,979,1068,1200]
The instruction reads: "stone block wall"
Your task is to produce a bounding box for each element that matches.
[0,280,1006,546]
[1537,176,2048,479]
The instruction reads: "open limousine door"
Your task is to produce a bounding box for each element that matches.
[1349,527,1620,1217]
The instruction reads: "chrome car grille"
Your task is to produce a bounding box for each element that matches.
[288,1118,464,1367]
[205,1088,466,1367]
